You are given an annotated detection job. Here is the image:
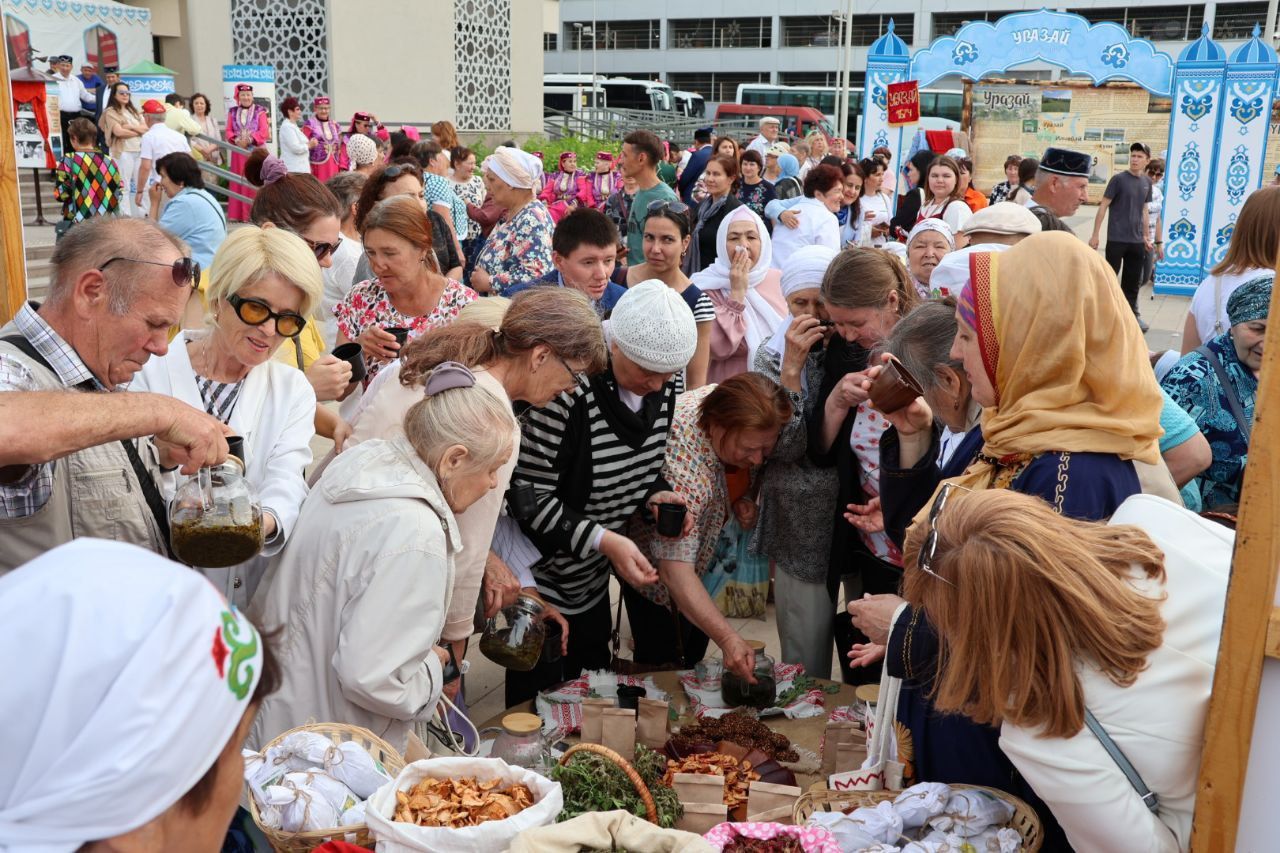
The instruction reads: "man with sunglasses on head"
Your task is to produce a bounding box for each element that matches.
[0,218,232,572]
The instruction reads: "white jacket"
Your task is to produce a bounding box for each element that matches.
[1000,495,1232,852]
[770,196,840,270]
[279,120,311,173]
[249,436,459,753]
[131,330,315,605]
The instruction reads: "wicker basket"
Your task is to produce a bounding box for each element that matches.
[246,722,406,853]
[557,742,659,823]
[793,783,1042,852]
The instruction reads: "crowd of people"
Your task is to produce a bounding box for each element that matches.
[2,77,1274,852]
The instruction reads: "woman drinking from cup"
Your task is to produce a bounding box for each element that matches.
[132,226,323,607]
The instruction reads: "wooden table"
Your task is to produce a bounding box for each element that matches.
[476,670,859,789]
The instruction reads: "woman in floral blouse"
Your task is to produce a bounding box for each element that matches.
[472,147,554,295]
[736,150,776,225]
[335,196,476,386]
[643,374,792,682]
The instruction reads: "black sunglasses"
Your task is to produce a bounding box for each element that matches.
[227,293,307,338]
[100,256,200,288]
[916,482,971,587]
[382,164,416,180]
[300,234,342,262]
[646,199,690,216]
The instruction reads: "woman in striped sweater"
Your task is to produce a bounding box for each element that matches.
[505,280,700,706]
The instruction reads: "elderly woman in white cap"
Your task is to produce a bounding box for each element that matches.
[251,362,519,752]
[472,146,555,295]
[0,539,276,852]
[924,201,1042,299]
[505,280,698,706]
[751,244,842,677]
[905,218,955,300]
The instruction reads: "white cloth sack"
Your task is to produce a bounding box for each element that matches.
[366,757,563,852]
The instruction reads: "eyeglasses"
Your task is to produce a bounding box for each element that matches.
[916,482,972,587]
[226,293,307,338]
[382,164,414,180]
[646,199,690,217]
[555,354,588,385]
[300,234,343,261]
[100,256,200,288]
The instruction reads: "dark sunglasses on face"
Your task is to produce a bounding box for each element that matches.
[99,256,200,288]
[300,234,343,261]
[227,293,307,338]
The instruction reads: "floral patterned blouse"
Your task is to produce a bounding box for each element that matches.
[333,277,477,382]
[848,401,903,566]
[736,179,776,222]
[451,175,486,240]
[475,199,555,295]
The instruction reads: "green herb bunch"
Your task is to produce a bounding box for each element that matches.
[552,744,683,829]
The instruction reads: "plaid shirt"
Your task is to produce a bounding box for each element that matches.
[0,304,108,518]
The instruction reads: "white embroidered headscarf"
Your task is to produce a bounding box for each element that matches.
[0,539,265,851]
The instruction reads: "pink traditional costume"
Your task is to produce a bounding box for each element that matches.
[539,152,589,223]
[339,111,376,171]
[585,151,621,211]
[226,84,269,221]
[304,96,342,182]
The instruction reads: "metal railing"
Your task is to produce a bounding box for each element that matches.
[191,134,254,205]
[541,107,762,147]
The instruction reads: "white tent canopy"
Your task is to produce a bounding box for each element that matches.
[3,0,152,77]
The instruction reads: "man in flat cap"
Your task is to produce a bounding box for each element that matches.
[1090,141,1154,330]
[1030,146,1091,223]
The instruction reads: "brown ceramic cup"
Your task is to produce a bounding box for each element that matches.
[868,354,925,414]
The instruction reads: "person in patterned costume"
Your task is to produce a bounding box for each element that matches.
[539,151,588,223]
[225,84,269,222]
[584,151,620,210]
[54,118,121,233]
[305,96,342,182]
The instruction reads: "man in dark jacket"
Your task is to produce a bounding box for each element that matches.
[677,127,714,206]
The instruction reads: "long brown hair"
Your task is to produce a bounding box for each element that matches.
[926,155,964,202]
[1210,185,1280,276]
[400,287,607,387]
[821,247,918,315]
[902,488,1166,739]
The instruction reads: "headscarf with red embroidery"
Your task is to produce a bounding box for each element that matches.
[0,539,264,850]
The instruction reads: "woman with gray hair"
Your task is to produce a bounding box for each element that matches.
[251,362,519,752]
[472,146,555,295]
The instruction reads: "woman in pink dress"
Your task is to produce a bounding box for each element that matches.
[305,96,342,182]
[225,84,269,221]
[584,151,620,210]
[538,152,589,223]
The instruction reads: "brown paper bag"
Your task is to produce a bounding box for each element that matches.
[673,772,726,805]
[636,697,669,749]
[580,697,613,744]
[746,780,801,824]
[821,720,864,776]
[677,802,727,834]
[600,707,637,762]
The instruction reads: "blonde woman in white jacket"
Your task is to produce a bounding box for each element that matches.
[132,226,322,607]
[250,362,518,752]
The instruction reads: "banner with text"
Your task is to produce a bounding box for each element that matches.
[887,81,919,127]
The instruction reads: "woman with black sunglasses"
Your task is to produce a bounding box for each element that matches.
[131,226,325,607]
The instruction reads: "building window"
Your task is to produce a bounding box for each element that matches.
[1079,6,1204,41]
[669,72,767,104]
[669,17,771,49]
[564,19,660,51]
[231,0,329,103]
[781,16,842,47]
[1213,3,1268,40]
[543,32,557,51]
[455,0,512,131]
[778,71,866,89]
[932,12,992,39]
[846,14,913,47]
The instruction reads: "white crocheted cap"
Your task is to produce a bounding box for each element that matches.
[610,279,697,373]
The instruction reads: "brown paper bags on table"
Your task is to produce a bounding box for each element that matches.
[636,697,669,749]
[746,780,802,824]
[673,773,728,834]
[580,697,613,744]
[600,707,637,762]
[822,719,867,776]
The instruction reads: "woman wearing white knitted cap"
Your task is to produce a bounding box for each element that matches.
[506,280,698,706]
[751,244,842,677]
[473,146,555,295]
[345,132,380,177]
[0,538,277,852]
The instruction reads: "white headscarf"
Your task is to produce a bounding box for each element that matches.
[483,146,543,191]
[764,244,837,364]
[0,539,265,851]
[690,206,784,368]
[906,218,956,250]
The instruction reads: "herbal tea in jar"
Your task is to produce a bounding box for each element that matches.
[721,641,776,710]
[169,453,264,569]
[480,594,546,671]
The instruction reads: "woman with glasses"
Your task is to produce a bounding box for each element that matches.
[622,201,713,388]
[100,81,148,217]
[131,226,324,606]
[900,487,1229,852]
[846,233,1164,849]
[1143,158,1165,289]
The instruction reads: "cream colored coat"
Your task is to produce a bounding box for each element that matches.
[249,436,459,753]
[1000,495,1231,852]
[347,365,520,642]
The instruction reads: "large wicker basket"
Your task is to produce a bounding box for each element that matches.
[794,783,1042,852]
[246,722,406,853]
[557,742,659,823]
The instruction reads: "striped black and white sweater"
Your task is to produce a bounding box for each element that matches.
[514,366,682,615]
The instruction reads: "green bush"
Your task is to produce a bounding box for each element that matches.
[466,136,621,165]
